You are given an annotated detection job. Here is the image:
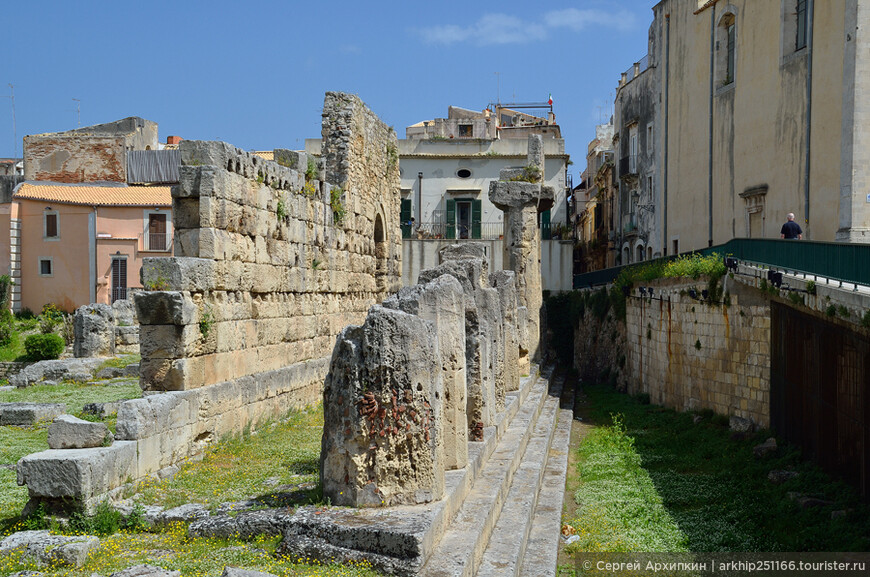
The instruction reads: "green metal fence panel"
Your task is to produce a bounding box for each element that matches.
[574,238,870,290]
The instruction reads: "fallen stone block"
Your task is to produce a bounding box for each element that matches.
[0,529,99,568]
[728,415,753,433]
[157,503,209,525]
[109,565,181,577]
[113,298,137,326]
[0,403,67,426]
[82,401,121,418]
[74,303,115,358]
[47,414,114,449]
[133,291,197,326]
[188,508,292,539]
[752,437,777,458]
[222,569,279,577]
[9,358,104,388]
[17,442,137,510]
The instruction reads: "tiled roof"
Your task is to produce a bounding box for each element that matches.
[14,183,172,207]
[253,151,274,161]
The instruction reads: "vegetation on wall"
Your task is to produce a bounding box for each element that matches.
[509,164,542,184]
[330,187,346,225]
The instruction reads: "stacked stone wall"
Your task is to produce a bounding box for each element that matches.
[623,278,770,427]
[17,93,404,510]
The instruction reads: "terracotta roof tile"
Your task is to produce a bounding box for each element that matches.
[253,151,274,161]
[14,183,172,207]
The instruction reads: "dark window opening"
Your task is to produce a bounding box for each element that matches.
[726,23,736,84]
[796,0,808,50]
[457,168,472,179]
[148,213,167,251]
[39,259,52,276]
[458,124,473,137]
[45,213,58,238]
[111,258,127,302]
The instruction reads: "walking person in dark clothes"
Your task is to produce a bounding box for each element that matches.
[780,213,803,240]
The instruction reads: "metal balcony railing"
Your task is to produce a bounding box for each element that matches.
[143,232,171,252]
[619,155,638,177]
[404,221,504,240]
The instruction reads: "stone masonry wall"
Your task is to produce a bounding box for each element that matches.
[14,94,404,511]
[618,277,771,428]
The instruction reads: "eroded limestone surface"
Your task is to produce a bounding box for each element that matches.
[321,306,444,507]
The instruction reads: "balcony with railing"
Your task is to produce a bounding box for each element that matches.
[619,154,638,178]
[142,232,172,252]
[403,221,504,240]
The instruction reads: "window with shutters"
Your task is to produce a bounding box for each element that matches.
[111,257,128,303]
[44,211,59,240]
[144,211,169,251]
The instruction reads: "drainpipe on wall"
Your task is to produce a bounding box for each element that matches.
[664,12,670,254]
[803,0,815,237]
[417,171,423,224]
[91,206,97,304]
[708,5,716,247]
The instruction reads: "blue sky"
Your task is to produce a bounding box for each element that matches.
[0,0,654,181]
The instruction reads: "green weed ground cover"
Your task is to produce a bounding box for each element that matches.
[0,405,383,576]
[566,382,870,554]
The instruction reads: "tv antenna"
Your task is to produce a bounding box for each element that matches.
[2,85,16,157]
[72,98,81,126]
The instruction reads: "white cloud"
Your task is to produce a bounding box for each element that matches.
[419,8,636,46]
[544,8,637,32]
[421,13,547,46]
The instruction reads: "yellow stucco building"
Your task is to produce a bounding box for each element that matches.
[621,0,870,254]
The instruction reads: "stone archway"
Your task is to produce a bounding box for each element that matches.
[374,211,388,292]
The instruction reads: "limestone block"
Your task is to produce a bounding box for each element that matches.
[112,298,137,326]
[439,243,488,263]
[222,568,279,577]
[321,306,444,507]
[0,530,99,568]
[73,303,115,358]
[109,565,181,577]
[17,441,137,502]
[139,357,202,391]
[0,403,67,426]
[275,149,307,172]
[383,275,467,470]
[488,181,544,211]
[180,140,234,171]
[139,324,200,360]
[47,415,113,449]
[134,291,197,326]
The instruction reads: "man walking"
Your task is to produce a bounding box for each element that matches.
[780,213,803,240]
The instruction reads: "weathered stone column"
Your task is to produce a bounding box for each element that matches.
[489,135,554,365]
[491,270,520,392]
[418,249,503,440]
[837,0,870,242]
[320,305,444,507]
[383,274,467,470]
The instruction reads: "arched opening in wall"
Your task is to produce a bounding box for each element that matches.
[636,244,645,262]
[374,212,388,292]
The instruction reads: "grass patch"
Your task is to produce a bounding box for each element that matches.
[0,521,381,576]
[566,382,870,552]
[0,382,141,414]
[136,405,325,510]
[95,353,141,373]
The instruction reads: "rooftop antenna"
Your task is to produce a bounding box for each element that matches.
[2,84,16,157]
[72,98,81,127]
[494,72,500,106]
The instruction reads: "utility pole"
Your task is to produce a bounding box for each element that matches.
[72,98,81,127]
[2,84,16,158]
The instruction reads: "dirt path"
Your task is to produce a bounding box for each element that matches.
[556,373,595,574]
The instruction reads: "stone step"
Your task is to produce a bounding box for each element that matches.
[475,390,562,577]
[518,382,574,577]
[418,373,560,577]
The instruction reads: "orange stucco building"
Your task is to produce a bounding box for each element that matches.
[8,183,172,313]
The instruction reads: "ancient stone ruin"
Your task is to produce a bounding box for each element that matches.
[16,92,403,512]
[489,134,554,369]
[320,243,522,506]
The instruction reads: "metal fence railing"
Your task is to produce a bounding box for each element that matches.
[572,238,870,290]
[403,221,505,240]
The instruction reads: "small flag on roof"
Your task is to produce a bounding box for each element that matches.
[548,93,553,105]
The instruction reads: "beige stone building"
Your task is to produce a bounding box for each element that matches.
[623,0,870,253]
